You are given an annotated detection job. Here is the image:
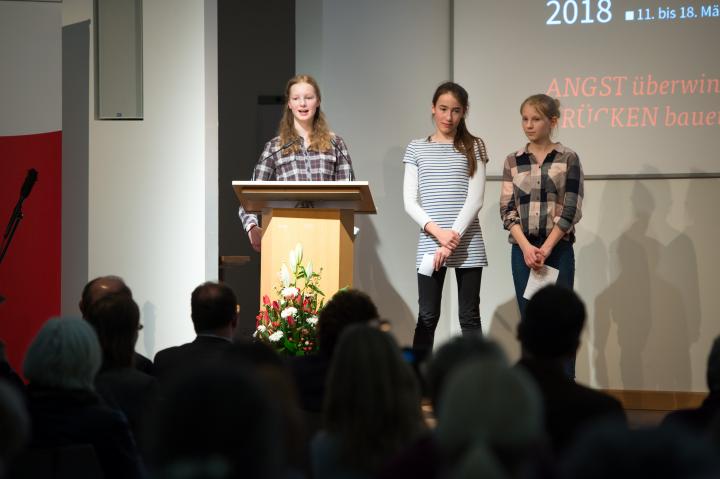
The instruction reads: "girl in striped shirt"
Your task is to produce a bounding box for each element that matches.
[403,82,489,357]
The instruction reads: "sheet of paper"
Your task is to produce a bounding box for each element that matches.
[523,265,560,299]
[418,252,435,277]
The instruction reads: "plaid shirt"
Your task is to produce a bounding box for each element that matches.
[500,143,584,243]
[239,135,355,230]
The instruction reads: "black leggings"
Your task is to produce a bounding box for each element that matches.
[412,267,483,356]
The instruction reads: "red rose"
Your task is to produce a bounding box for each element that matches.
[263,295,271,305]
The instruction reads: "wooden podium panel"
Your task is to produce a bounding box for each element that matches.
[261,208,354,303]
[232,181,375,309]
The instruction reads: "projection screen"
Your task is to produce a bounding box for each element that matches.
[454,0,720,176]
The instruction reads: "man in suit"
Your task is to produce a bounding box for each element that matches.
[516,285,627,454]
[80,275,155,375]
[661,335,720,434]
[153,282,238,383]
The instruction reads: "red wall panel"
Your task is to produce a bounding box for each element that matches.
[0,131,62,374]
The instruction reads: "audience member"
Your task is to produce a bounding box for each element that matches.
[289,288,379,415]
[424,334,507,411]
[516,285,626,455]
[379,336,509,479]
[560,423,720,479]
[153,282,237,383]
[0,380,29,478]
[87,292,158,440]
[21,317,145,479]
[222,342,308,478]
[436,360,545,479]
[145,365,282,479]
[80,275,155,375]
[0,341,24,393]
[661,334,720,434]
[312,325,426,479]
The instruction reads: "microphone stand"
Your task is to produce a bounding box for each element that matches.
[0,171,37,304]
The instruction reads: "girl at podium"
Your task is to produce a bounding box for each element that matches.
[403,82,489,357]
[239,74,355,252]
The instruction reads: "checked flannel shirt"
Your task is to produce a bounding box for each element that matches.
[239,135,355,231]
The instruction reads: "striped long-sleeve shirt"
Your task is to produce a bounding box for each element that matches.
[403,138,489,269]
[500,143,584,243]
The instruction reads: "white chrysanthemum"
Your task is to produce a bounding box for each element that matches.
[307,316,318,326]
[269,331,284,342]
[257,325,267,333]
[281,307,297,319]
[279,264,291,287]
[281,287,299,298]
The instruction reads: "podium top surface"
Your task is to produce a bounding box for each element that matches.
[232,181,376,214]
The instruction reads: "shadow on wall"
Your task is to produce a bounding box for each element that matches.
[487,298,522,362]
[354,146,416,347]
[592,173,696,391]
[354,215,416,347]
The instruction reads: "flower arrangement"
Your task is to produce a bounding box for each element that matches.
[253,243,324,355]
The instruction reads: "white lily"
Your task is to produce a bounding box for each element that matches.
[306,261,313,278]
[279,263,291,287]
[294,243,303,265]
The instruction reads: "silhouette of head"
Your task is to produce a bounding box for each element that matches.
[518,285,586,359]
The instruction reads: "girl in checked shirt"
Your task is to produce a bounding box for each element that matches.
[500,94,584,373]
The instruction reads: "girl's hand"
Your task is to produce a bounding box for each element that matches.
[434,246,452,271]
[537,244,554,266]
[522,244,544,270]
[248,226,263,252]
[434,227,460,250]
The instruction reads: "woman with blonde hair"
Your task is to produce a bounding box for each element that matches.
[239,74,355,251]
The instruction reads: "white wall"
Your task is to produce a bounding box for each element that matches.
[297,0,720,392]
[62,0,218,356]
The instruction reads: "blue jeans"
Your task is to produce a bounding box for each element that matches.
[512,238,576,377]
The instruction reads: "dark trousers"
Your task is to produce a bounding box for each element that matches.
[412,267,483,356]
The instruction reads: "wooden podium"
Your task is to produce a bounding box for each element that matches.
[232,181,376,306]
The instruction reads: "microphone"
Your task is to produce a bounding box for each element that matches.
[20,169,38,199]
[250,139,299,183]
[261,139,298,161]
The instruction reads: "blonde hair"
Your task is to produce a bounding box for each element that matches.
[521,94,561,138]
[278,74,333,153]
